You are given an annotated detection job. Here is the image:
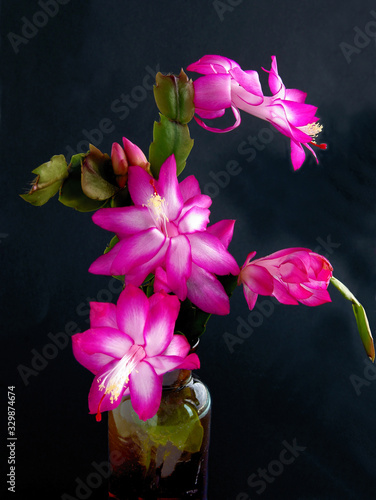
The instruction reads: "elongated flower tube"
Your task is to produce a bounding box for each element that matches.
[238,248,333,310]
[187,55,326,170]
[111,136,150,188]
[89,155,239,315]
[72,285,200,421]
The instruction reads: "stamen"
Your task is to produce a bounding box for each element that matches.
[95,345,145,417]
[144,190,169,234]
[306,122,323,139]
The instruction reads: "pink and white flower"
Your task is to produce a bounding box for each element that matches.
[72,284,199,421]
[238,248,333,310]
[89,155,239,315]
[187,55,326,170]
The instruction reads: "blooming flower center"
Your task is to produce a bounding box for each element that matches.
[96,344,145,420]
[144,181,172,236]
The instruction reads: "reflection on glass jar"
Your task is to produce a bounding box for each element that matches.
[108,369,211,500]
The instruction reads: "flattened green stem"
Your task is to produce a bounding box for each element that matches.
[330,276,375,362]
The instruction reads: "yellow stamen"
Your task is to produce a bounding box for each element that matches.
[306,122,323,139]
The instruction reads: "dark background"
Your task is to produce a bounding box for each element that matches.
[2,1,376,499]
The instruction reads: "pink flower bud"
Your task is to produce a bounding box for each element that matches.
[238,248,333,310]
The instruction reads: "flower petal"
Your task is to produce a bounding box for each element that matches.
[179,175,201,201]
[111,228,166,275]
[194,105,241,133]
[187,54,239,74]
[186,263,230,315]
[116,285,149,345]
[242,283,258,311]
[144,293,180,357]
[72,335,114,374]
[178,206,210,234]
[162,334,191,358]
[156,156,184,221]
[128,165,154,205]
[166,235,191,300]
[193,74,232,111]
[290,139,307,171]
[90,302,118,328]
[88,242,122,276]
[188,232,239,275]
[73,327,133,358]
[240,264,274,295]
[92,206,153,237]
[129,361,162,421]
[206,219,235,249]
[124,240,168,287]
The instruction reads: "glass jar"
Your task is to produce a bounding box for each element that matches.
[108,369,211,499]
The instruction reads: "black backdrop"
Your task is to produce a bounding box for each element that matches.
[2,1,376,499]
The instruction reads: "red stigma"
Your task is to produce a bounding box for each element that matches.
[310,141,327,150]
[149,179,158,195]
[96,394,106,422]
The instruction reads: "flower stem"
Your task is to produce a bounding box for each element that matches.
[330,276,375,362]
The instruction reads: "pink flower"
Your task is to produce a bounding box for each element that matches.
[89,155,239,315]
[187,55,326,170]
[111,137,150,188]
[72,284,200,421]
[238,248,333,310]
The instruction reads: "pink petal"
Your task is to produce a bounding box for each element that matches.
[281,101,318,127]
[162,334,191,358]
[124,240,168,287]
[111,228,166,275]
[147,355,185,376]
[272,280,299,305]
[195,107,226,119]
[88,241,122,276]
[144,294,180,357]
[154,267,172,294]
[299,287,331,306]
[193,74,232,110]
[92,206,153,237]
[186,263,230,315]
[285,89,307,103]
[179,175,201,201]
[166,235,191,300]
[72,335,114,374]
[175,352,200,370]
[178,206,210,233]
[206,219,235,249]
[188,232,239,275]
[230,67,263,100]
[157,156,184,221]
[187,54,239,74]
[290,140,306,171]
[242,283,258,310]
[129,361,162,421]
[90,302,118,328]
[240,264,274,295]
[179,194,212,219]
[127,165,154,205]
[116,285,149,345]
[194,105,241,133]
[73,327,133,358]
[267,55,285,96]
